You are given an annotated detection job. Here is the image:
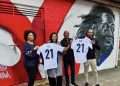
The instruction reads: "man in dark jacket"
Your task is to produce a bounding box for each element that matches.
[84,29,100,86]
[61,31,78,86]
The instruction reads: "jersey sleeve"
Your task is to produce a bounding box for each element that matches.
[71,39,75,49]
[87,39,93,49]
[37,47,42,55]
[57,45,64,52]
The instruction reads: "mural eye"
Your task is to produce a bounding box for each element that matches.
[110,23,114,33]
[0,27,21,66]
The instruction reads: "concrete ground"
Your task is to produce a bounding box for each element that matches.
[76,67,120,86]
[34,51,120,86]
[77,51,120,86]
[33,66,120,86]
[23,51,119,86]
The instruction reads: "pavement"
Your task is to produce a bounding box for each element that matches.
[31,52,120,86]
[76,52,120,86]
[77,67,120,86]
[33,66,120,86]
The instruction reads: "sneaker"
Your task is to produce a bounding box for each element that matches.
[95,84,100,86]
[85,82,89,86]
[71,82,78,86]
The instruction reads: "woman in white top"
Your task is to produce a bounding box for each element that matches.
[37,32,69,86]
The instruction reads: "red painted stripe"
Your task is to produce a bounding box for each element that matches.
[43,0,74,41]
[42,0,80,76]
[0,0,31,85]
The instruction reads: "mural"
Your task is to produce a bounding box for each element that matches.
[0,0,75,85]
[0,28,21,66]
[58,0,119,72]
[0,0,45,86]
[75,5,115,66]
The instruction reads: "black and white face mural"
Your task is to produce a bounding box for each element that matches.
[58,0,119,68]
[76,5,115,66]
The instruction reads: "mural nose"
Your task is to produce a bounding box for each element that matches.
[0,28,21,66]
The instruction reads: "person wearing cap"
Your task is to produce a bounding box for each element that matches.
[61,31,78,86]
[84,29,100,86]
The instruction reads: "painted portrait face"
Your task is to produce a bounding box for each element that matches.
[58,0,118,68]
[76,6,115,66]
[102,13,108,23]
[0,28,21,66]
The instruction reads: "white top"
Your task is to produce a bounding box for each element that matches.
[37,43,64,70]
[71,37,92,63]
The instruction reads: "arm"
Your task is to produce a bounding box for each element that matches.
[37,48,44,64]
[63,44,70,51]
[24,44,39,57]
[58,43,70,53]
[60,39,64,46]
[94,40,100,50]
[63,38,72,51]
[39,53,43,64]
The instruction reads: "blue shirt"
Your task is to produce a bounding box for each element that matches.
[24,42,38,67]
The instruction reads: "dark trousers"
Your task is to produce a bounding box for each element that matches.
[48,76,62,86]
[25,66,37,86]
[57,76,62,86]
[64,58,75,86]
[48,77,57,86]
